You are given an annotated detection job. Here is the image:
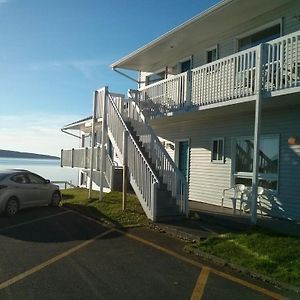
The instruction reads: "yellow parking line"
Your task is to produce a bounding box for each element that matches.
[0,210,71,233]
[0,228,114,290]
[67,209,284,300]
[211,269,284,300]
[190,267,210,300]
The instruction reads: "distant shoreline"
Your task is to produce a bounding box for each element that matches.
[0,149,60,160]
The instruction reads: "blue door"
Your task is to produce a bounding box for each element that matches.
[178,141,189,180]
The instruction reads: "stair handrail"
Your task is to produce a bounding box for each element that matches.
[130,100,187,183]
[107,93,160,184]
[128,99,188,214]
[105,92,160,220]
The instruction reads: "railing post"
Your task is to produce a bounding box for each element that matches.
[251,43,264,225]
[84,147,88,169]
[151,182,158,222]
[185,70,192,107]
[89,90,98,200]
[99,86,108,200]
[60,149,63,167]
[71,148,74,168]
[122,130,128,211]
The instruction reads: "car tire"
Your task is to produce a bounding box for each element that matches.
[5,197,19,217]
[50,191,61,207]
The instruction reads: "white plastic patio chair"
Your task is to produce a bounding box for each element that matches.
[222,184,248,214]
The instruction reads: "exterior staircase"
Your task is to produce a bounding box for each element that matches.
[96,87,187,221]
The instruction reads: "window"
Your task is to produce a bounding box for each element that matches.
[145,71,165,86]
[238,24,281,51]
[207,46,218,63]
[180,59,191,72]
[11,174,29,184]
[28,173,46,184]
[211,138,224,163]
[234,135,279,190]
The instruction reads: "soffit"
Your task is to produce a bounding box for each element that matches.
[111,0,291,72]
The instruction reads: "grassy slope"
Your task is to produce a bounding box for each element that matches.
[186,229,300,287]
[61,188,148,227]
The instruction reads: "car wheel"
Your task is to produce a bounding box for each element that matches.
[50,191,61,207]
[5,197,19,217]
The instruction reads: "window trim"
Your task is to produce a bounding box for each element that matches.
[206,44,219,63]
[177,55,193,73]
[234,18,283,52]
[232,134,280,192]
[211,137,225,164]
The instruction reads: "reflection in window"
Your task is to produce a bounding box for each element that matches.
[234,136,279,190]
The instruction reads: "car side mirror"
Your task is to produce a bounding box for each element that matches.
[45,179,50,184]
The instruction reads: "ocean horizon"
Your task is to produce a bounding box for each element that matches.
[0,157,78,188]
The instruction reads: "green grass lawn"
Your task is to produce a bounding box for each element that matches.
[61,188,148,227]
[186,229,300,287]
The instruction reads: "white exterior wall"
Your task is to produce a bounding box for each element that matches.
[140,1,300,88]
[151,102,300,221]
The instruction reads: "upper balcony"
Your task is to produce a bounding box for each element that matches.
[138,31,300,118]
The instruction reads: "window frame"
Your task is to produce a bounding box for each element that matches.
[145,69,166,86]
[232,134,280,192]
[206,45,219,63]
[211,137,225,164]
[177,55,193,73]
[234,19,283,52]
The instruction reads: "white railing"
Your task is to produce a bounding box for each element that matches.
[60,147,115,188]
[191,46,258,106]
[104,92,160,220]
[139,72,188,116]
[138,30,300,116]
[128,100,187,214]
[264,31,300,92]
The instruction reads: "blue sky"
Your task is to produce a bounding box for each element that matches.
[0,0,219,156]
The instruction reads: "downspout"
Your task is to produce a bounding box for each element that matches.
[61,129,81,139]
[112,67,144,85]
[88,91,97,199]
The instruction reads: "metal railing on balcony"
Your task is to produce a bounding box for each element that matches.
[139,30,300,117]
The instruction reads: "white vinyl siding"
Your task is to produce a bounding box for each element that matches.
[151,102,300,221]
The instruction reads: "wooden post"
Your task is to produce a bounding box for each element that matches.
[99,87,108,200]
[251,44,264,225]
[122,130,128,211]
[88,91,97,200]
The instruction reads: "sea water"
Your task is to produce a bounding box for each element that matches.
[0,157,78,188]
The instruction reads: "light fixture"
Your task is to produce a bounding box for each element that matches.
[288,136,299,145]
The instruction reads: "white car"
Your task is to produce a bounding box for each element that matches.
[0,169,61,217]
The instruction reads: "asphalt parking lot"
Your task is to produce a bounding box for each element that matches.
[0,207,293,300]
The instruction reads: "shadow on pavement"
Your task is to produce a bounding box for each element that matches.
[0,205,126,243]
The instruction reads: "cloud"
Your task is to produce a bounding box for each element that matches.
[29,59,108,80]
[0,113,84,156]
[0,0,9,4]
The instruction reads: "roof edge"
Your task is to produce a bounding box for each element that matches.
[110,0,234,70]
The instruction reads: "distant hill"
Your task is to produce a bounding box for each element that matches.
[0,149,59,160]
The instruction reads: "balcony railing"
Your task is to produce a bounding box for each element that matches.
[60,147,115,188]
[139,30,300,117]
